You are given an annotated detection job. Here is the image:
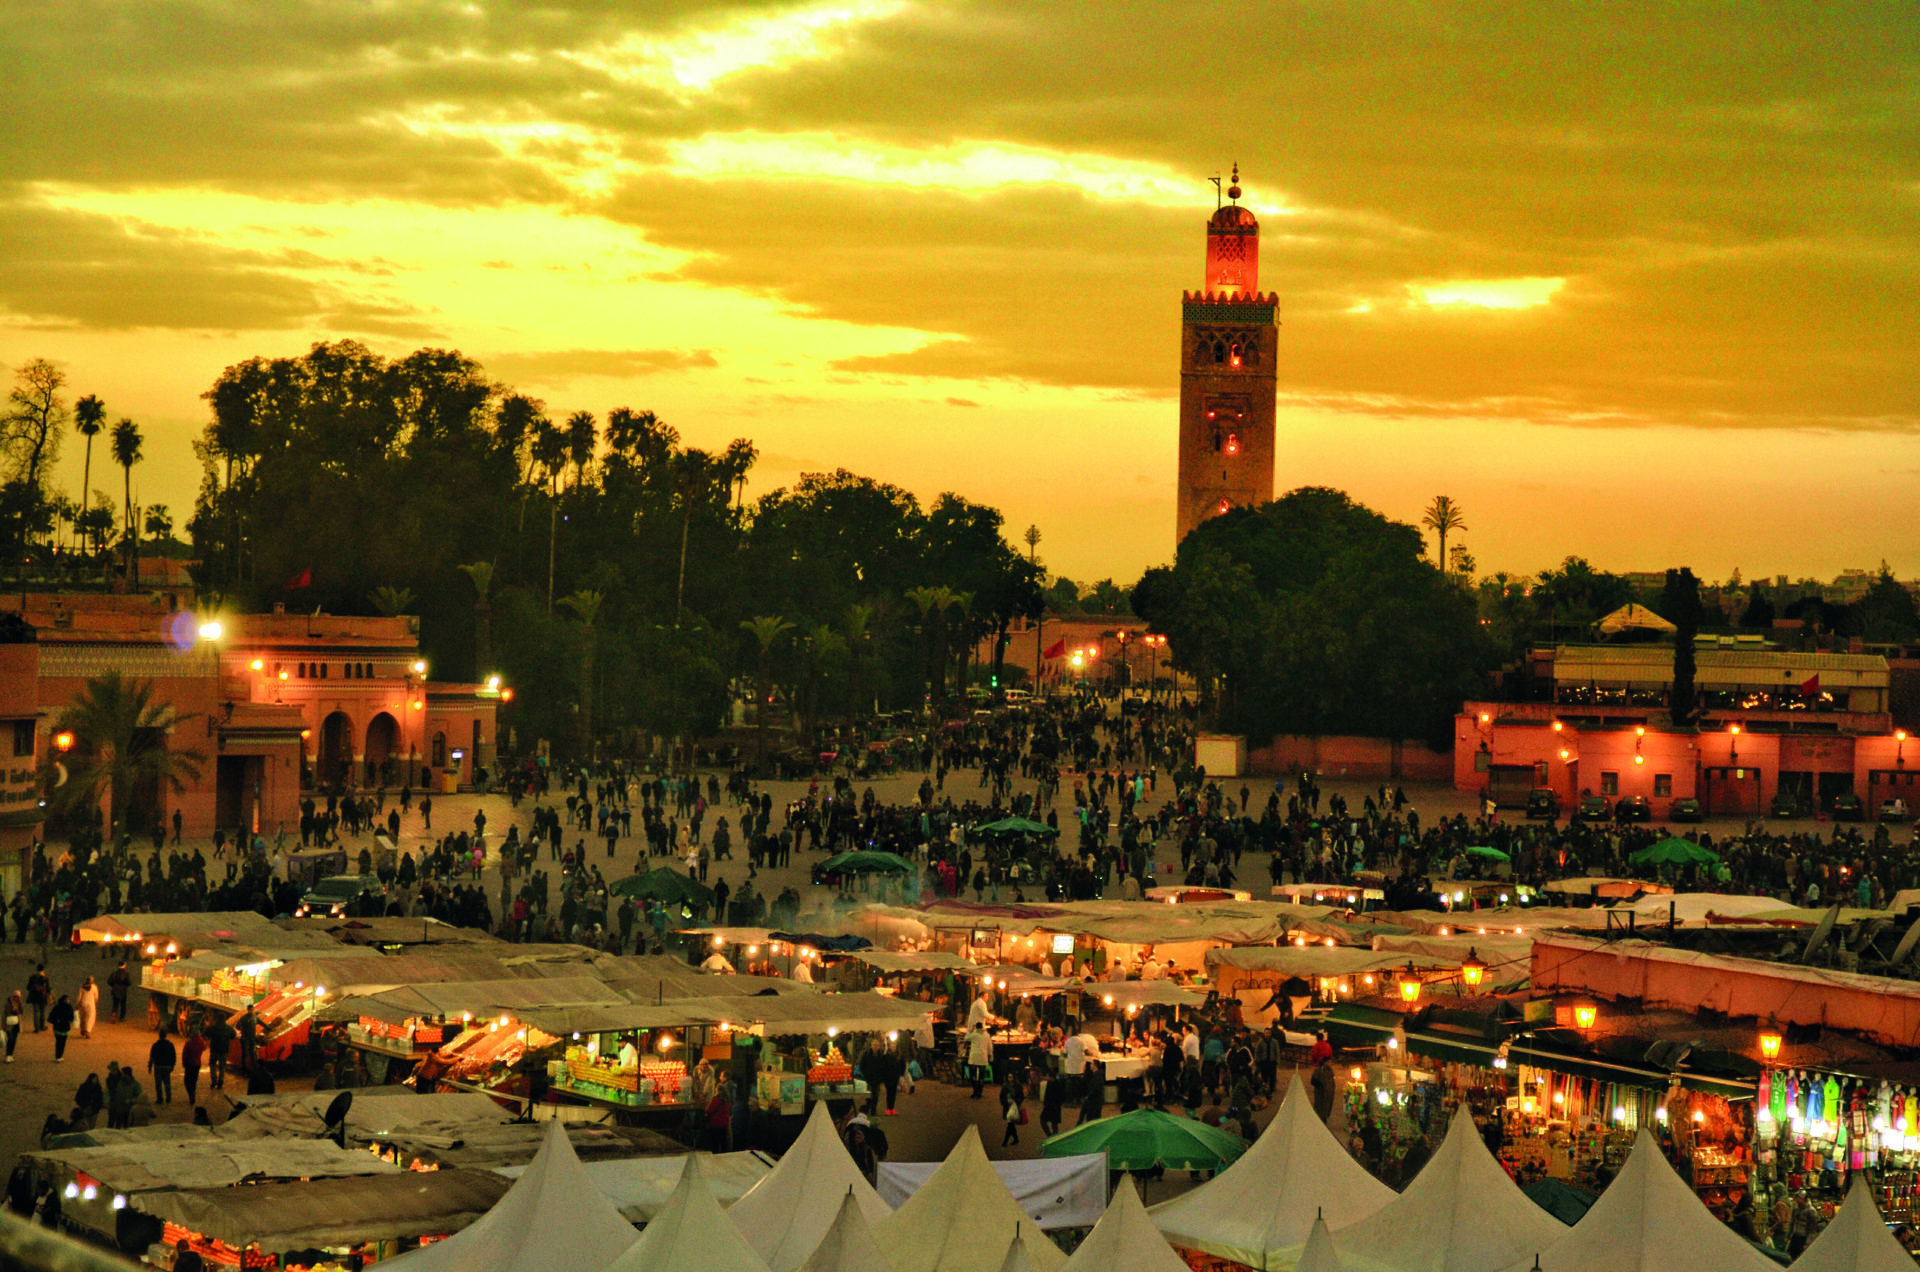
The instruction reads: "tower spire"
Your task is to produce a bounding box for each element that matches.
[1228,163,1241,204]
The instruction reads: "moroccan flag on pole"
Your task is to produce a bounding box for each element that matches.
[284,566,312,590]
[1042,639,1067,660]
[1800,673,1821,698]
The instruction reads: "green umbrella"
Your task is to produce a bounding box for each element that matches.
[1628,836,1719,867]
[1039,1107,1247,1171]
[971,817,1060,838]
[610,868,715,906]
[820,850,915,875]
[1464,845,1511,862]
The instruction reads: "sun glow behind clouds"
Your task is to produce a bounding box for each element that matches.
[667,133,1248,207]
[1414,277,1565,309]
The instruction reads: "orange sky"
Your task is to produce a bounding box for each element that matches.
[4,3,1917,586]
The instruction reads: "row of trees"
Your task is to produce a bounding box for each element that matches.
[182,341,1043,756]
[3,359,165,578]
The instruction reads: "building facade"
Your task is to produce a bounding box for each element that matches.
[1176,167,1279,544]
[1456,644,1915,818]
[0,594,501,897]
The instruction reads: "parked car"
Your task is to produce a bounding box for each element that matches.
[1525,790,1560,820]
[1614,795,1653,823]
[1575,795,1609,821]
[1831,793,1865,822]
[1770,790,1806,818]
[295,874,386,919]
[1668,797,1704,823]
[1880,798,1912,823]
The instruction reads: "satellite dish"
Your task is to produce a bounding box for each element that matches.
[1800,905,1841,965]
[321,1091,353,1148]
[1889,915,1920,969]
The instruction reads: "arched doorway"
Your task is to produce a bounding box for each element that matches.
[365,712,399,785]
[318,711,354,788]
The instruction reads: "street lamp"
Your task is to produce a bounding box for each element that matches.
[1460,948,1487,991]
[1759,1019,1783,1061]
[1396,966,1423,1005]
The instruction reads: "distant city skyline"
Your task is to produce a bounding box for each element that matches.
[4,4,1916,583]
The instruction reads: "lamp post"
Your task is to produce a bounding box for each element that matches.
[1460,948,1487,994]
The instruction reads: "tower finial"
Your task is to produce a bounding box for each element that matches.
[1227,162,1241,203]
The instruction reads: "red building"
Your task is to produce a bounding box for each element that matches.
[0,594,501,897]
[1456,644,1913,818]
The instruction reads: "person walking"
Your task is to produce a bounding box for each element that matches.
[181,1031,206,1106]
[25,964,49,1032]
[105,1063,141,1130]
[149,1031,177,1104]
[1001,1081,1025,1147]
[237,1006,258,1072]
[76,977,99,1039]
[204,1014,234,1090]
[47,994,74,1061]
[3,990,20,1062]
[107,962,131,1023]
[966,1020,993,1099]
[1310,1057,1338,1123]
[1040,1073,1066,1136]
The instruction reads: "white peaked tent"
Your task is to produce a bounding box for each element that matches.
[1498,1131,1775,1272]
[1151,1075,1393,1267]
[1298,1217,1346,1272]
[1062,1178,1190,1272]
[380,1119,637,1272]
[1334,1106,1566,1272]
[605,1151,772,1272]
[1791,1177,1916,1272]
[798,1191,899,1272]
[731,1102,894,1271]
[874,1126,1067,1272]
[991,1225,1059,1272]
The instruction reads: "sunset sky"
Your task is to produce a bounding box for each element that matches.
[4,3,1917,586]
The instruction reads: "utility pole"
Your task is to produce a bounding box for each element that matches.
[1024,525,1042,698]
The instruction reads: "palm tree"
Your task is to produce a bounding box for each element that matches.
[52,672,204,850]
[530,421,567,610]
[564,410,597,490]
[143,505,172,553]
[560,590,604,751]
[73,395,104,531]
[741,615,793,770]
[459,561,496,675]
[110,418,142,586]
[1422,495,1466,571]
[904,587,940,709]
[368,586,415,617]
[801,624,846,742]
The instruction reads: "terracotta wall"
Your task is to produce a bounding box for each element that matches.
[1246,734,1453,781]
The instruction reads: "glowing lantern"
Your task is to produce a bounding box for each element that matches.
[1397,969,1424,1005]
[1759,1027,1783,1061]
[1459,948,1487,989]
[1572,1002,1598,1031]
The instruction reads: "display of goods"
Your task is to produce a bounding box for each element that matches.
[808,1064,853,1084]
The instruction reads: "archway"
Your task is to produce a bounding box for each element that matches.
[318,711,354,788]
[365,712,399,785]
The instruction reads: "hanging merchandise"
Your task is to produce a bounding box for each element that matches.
[1771,1067,1788,1124]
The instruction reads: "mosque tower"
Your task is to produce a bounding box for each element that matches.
[1176,164,1279,544]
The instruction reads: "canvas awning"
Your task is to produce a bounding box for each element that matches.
[134,1170,511,1252]
[847,951,984,977]
[495,1151,772,1223]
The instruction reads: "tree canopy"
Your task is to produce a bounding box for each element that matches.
[1133,487,1493,746]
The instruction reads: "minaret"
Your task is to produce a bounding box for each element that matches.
[1176,164,1279,544]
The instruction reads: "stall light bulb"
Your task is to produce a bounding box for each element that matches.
[82,1185,97,1201]
[887,1031,899,1041]
[714,936,724,946]
[1553,1091,1565,1105]
[1376,1089,1391,1106]
[1613,1107,1626,1123]
[1493,1056,1508,1069]
[1692,1110,1704,1124]
[1387,1037,1399,1050]
[747,945,758,956]
[1656,1107,1669,1123]
[64,1184,78,1200]
[112,1195,126,1211]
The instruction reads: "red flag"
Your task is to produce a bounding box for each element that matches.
[284,567,312,590]
[1800,673,1821,698]
[1042,639,1067,660]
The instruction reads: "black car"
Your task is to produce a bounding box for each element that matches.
[1575,795,1609,821]
[1614,795,1653,823]
[1668,798,1704,823]
[1770,790,1806,818]
[294,874,386,919]
[1831,793,1865,822]
[1525,790,1560,820]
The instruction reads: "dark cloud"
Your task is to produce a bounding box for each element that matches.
[5,0,1919,430]
[483,347,719,383]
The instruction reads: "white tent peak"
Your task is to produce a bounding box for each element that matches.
[1297,1217,1345,1272]
[732,1100,893,1271]
[1062,1178,1189,1272]
[1791,1175,1915,1272]
[606,1149,772,1272]
[1501,1130,1774,1272]
[797,1189,899,1272]
[874,1125,1066,1272]
[379,1117,638,1272]
[997,1229,1043,1272]
[1151,1073,1392,1266]
[1334,1104,1565,1272]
